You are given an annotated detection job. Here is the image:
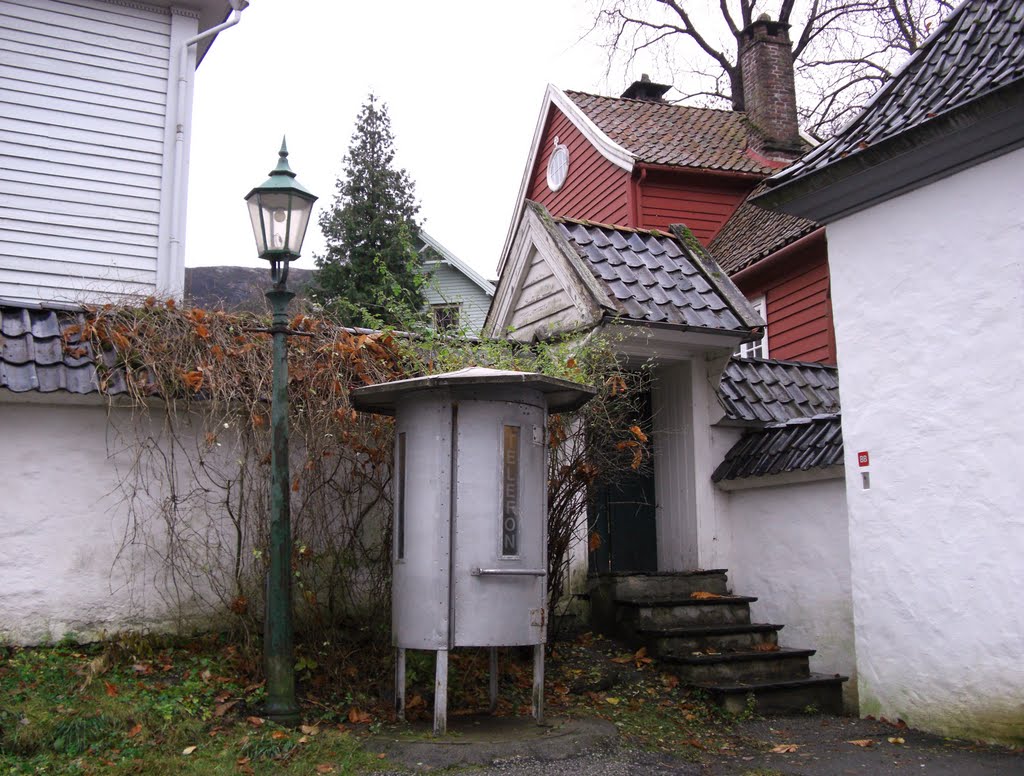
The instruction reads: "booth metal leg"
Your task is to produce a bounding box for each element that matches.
[532,644,544,724]
[489,647,499,713]
[433,649,448,736]
[395,648,406,721]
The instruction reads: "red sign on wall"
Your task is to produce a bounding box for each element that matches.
[857,451,870,467]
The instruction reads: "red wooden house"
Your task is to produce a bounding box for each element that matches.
[495,17,835,363]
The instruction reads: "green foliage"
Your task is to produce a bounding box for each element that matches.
[314,94,425,328]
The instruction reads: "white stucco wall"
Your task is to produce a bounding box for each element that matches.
[826,146,1024,743]
[0,398,236,644]
[720,477,856,708]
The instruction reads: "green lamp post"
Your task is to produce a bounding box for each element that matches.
[244,139,317,727]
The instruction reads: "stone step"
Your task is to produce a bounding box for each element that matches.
[695,672,848,715]
[661,647,814,683]
[590,570,731,602]
[617,596,756,631]
[637,623,783,656]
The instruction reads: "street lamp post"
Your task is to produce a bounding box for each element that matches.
[244,139,317,727]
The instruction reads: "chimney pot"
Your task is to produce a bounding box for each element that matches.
[621,75,672,102]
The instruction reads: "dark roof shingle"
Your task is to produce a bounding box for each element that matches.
[565,91,782,174]
[771,0,1024,184]
[555,219,755,332]
[717,357,840,424]
[712,416,843,481]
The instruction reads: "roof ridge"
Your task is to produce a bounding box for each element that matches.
[731,355,838,372]
[553,215,673,238]
[564,88,745,116]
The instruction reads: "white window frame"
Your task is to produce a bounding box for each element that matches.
[738,296,768,359]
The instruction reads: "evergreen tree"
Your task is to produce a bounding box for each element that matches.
[313,95,425,328]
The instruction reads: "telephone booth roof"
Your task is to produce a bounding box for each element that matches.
[351,367,596,415]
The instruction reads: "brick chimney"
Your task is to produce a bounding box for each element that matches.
[621,73,672,102]
[739,14,802,156]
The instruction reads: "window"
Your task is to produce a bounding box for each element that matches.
[546,136,570,192]
[738,297,768,359]
[432,304,460,332]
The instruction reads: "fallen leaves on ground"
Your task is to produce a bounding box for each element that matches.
[690,591,723,599]
[770,743,800,753]
[181,745,197,755]
[889,736,906,744]
[315,765,335,774]
[848,739,876,747]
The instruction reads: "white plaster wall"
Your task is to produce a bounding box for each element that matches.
[0,399,237,644]
[721,477,857,709]
[826,146,1024,743]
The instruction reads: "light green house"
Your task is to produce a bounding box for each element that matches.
[416,231,495,336]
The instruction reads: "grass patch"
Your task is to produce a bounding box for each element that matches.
[0,631,739,773]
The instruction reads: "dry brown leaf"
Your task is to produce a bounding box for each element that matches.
[770,744,800,753]
[588,532,602,552]
[127,723,143,738]
[691,591,723,599]
[315,765,335,774]
[246,716,265,727]
[103,680,119,697]
[610,654,633,664]
[347,707,371,724]
[752,643,780,652]
[300,724,320,736]
[888,737,905,745]
[182,745,197,755]
[270,730,288,740]
[848,739,875,747]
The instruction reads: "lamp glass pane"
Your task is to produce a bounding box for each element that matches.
[246,196,268,255]
[286,196,314,255]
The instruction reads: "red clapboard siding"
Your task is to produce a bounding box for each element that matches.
[637,170,753,243]
[528,107,630,225]
[739,241,836,364]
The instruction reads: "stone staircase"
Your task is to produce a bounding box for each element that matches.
[588,570,847,714]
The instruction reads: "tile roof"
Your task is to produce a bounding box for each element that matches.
[712,415,843,481]
[1,306,124,395]
[717,357,840,424]
[554,218,756,332]
[771,0,1024,184]
[565,91,780,174]
[707,184,820,275]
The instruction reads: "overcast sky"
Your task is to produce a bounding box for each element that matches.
[184,0,654,281]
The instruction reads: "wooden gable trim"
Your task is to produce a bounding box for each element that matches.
[497,85,635,278]
[485,203,610,341]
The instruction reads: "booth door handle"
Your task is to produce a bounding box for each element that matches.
[471,568,547,577]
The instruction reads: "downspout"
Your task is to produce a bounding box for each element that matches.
[168,0,248,288]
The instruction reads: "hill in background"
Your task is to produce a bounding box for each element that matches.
[184,265,316,311]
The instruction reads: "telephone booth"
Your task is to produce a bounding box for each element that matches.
[352,367,595,733]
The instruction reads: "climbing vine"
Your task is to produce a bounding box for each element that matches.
[68,298,649,650]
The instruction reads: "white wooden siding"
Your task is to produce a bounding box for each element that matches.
[507,249,579,341]
[0,0,175,306]
[423,264,494,334]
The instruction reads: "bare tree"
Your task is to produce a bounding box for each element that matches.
[592,0,954,135]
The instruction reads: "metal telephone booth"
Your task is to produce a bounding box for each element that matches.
[352,367,595,734]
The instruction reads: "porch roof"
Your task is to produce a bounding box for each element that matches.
[555,216,763,334]
[712,415,843,482]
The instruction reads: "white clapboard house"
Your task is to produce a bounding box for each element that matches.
[0,0,244,642]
